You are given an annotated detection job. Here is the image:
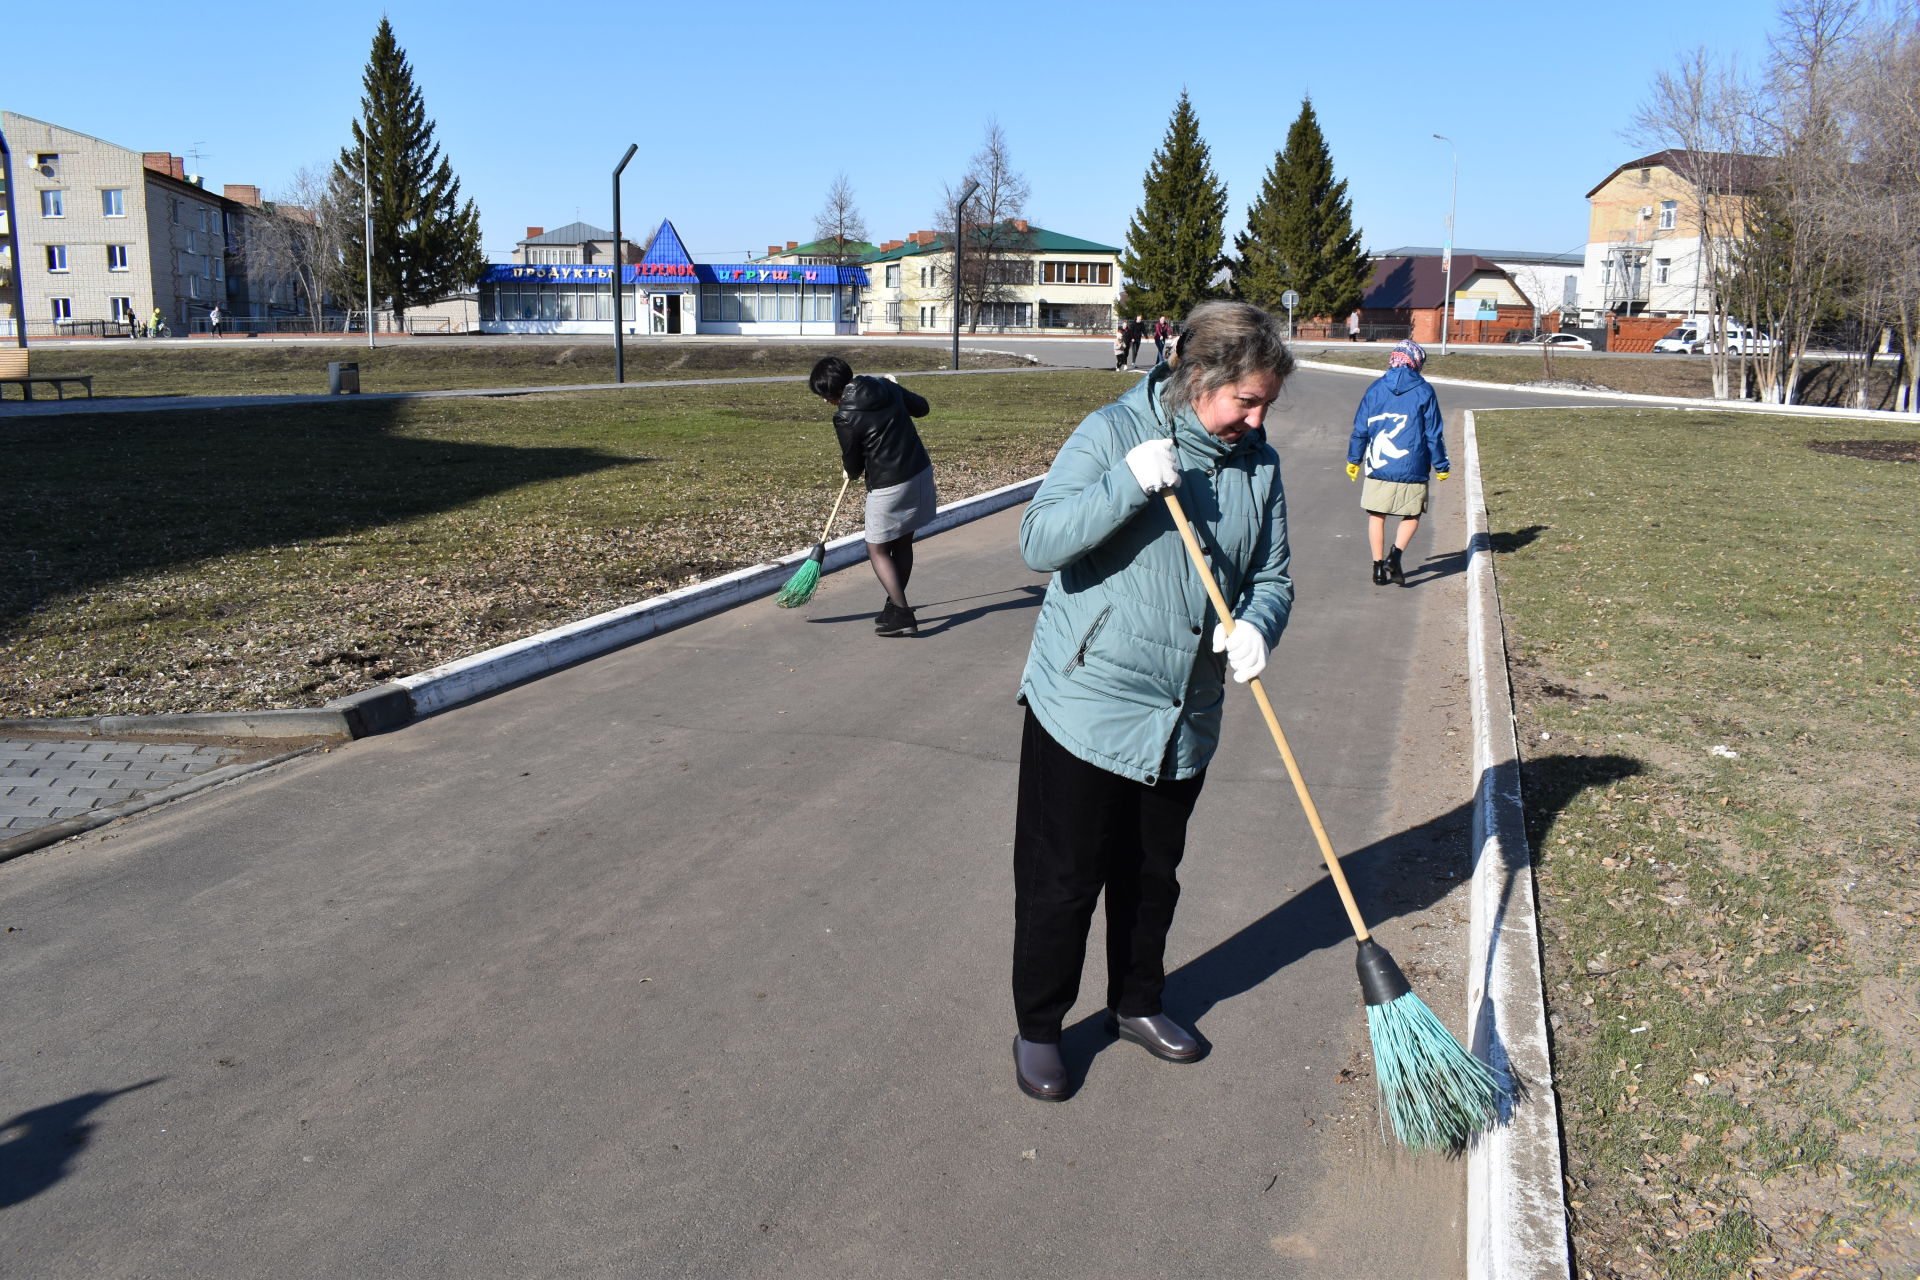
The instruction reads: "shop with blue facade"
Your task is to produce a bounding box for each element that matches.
[477,220,867,336]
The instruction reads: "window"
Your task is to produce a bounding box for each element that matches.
[107,244,130,271]
[919,266,930,288]
[1658,200,1677,231]
[1638,167,1651,184]
[884,301,901,324]
[884,264,900,288]
[187,276,201,299]
[198,207,212,233]
[172,199,182,223]
[1563,274,1578,306]
[1654,257,1671,285]
[46,245,68,272]
[186,230,198,254]
[35,152,59,173]
[920,305,939,328]
[111,296,134,321]
[41,189,65,217]
[50,298,72,321]
[103,188,127,217]
[1041,260,1110,286]
[968,302,1031,328]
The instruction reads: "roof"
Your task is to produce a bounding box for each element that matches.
[860,224,1120,264]
[1361,254,1509,310]
[1584,149,1772,199]
[520,221,616,245]
[751,237,880,261]
[1380,246,1582,267]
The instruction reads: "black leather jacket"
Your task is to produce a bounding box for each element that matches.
[833,376,932,490]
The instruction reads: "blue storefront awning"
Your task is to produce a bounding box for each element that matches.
[479,263,868,287]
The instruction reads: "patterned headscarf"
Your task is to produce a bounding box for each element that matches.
[1388,339,1427,370]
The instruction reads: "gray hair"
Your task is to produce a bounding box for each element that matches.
[1159,300,1295,419]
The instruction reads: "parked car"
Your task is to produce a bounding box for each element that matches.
[1698,324,1777,355]
[1654,325,1703,353]
[1524,332,1593,350]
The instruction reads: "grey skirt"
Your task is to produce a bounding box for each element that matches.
[865,465,938,542]
[1361,477,1429,517]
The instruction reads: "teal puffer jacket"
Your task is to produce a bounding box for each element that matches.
[1017,366,1293,784]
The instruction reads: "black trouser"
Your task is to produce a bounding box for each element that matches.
[1011,710,1206,1043]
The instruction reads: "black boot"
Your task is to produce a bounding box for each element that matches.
[876,601,917,636]
[1371,560,1388,586]
[1387,547,1406,587]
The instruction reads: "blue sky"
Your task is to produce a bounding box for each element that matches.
[8,0,1776,264]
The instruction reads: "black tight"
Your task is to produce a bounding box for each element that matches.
[868,534,914,608]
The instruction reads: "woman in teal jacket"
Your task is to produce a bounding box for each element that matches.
[1011,301,1296,1102]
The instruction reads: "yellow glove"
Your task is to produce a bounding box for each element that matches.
[1345,462,1360,482]
[1435,470,1450,481]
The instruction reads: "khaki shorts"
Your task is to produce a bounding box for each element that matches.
[1361,477,1429,517]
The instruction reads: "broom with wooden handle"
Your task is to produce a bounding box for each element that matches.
[775,476,852,608]
[1163,488,1511,1151]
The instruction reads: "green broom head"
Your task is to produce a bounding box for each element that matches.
[1357,938,1510,1153]
[774,545,826,608]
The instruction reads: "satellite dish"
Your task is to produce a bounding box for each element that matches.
[36,164,55,177]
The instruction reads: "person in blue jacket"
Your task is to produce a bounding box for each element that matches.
[1009,301,1296,1102]
[1345,339,1451,587]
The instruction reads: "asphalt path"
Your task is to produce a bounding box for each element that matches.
[0,364,1610,1277]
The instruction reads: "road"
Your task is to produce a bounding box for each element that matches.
[0,363,1607,1278]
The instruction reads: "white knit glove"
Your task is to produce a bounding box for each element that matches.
[1124,439,1182,494]
[1212,620,1268,683]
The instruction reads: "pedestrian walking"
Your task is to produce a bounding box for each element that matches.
[1125,314,1146,369]
[1009,300,1297,1102]
[1347,309,1362,342]
[1113,323,1128,372]
[1152,315,1172,365]
[811,356,937,637]
[1345,339,1450,587]
[208,306,223,337]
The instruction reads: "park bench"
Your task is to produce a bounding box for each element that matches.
[0,349,95,401]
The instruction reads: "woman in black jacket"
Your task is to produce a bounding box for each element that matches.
[810,356,938,636]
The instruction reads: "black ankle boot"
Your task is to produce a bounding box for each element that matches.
[1371,560,1388,586]
[1387,548,1406,586]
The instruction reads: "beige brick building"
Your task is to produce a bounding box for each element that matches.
[857,222,1121,335]
[2,111,292,337]
[1578,149,1765,326]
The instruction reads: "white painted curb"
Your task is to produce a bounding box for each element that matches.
[395,476,1044,718]
[1463,409,1574,1280]
[1299,356,1917,422]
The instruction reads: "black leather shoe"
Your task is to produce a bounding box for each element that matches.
[1387,550,1406,587]
[1013,1036,1068,1101]
[1371,560,1388,586]
[1105,1011,1203,1062]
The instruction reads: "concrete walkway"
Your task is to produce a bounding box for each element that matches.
[0,737,240,832]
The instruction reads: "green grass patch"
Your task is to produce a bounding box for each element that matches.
[2,370,1125,716]
[20,340,1020,399]
[1300,347,1899,408]
[1479,406,1920,1278]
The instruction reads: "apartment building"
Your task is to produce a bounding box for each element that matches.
[1,111,293,337]
[1578,149,1767,327]
[856,222,1121,334]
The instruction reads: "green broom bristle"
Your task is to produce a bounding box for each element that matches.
[1366,991,1511,1153]
[774,556,822,608]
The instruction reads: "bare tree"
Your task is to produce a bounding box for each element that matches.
[1840,6,1920,410]
[1630,49,1765,399]
[811,172,869,267]
[251,165,356,331]
[935,120,1037,333]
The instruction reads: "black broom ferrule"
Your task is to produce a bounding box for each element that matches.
[1355,938,1411,1007]
[806,543,826,563]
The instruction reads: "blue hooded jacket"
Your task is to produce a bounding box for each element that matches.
[1346,365,1450,483]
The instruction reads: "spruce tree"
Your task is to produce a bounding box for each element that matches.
[1233,97,1371,323]
[1120,92,1229,322]
[335,19,484,325]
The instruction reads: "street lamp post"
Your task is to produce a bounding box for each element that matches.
[1433,134,1457,356]
[950,178,979,371]
[611,142,638,383]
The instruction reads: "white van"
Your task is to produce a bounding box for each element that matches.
[1700,323,1777,355]
[1653,325,1701,354]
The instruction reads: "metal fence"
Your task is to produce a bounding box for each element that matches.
[2,313,465,339]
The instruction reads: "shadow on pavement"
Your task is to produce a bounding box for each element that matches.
[806,586,1044,636]
[1055,751,1640,1076]
[0,1078,162,1210]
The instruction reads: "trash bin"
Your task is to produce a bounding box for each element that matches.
[327,361,360,395]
